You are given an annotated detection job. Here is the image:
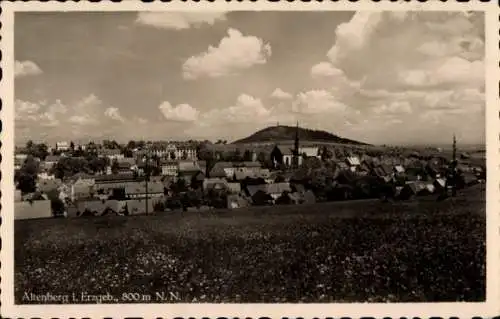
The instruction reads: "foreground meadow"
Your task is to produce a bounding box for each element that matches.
[15,188,485,303]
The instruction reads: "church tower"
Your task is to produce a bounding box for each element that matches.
[451,133,457,197]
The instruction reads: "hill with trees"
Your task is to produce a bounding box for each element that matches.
[232,125,369,145]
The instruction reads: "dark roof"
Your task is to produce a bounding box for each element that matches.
[118,157,136,165]
[45,155,61,162]
[246,184,268,197]
[240,161,262,168]
[292,183,306,194]
[192,171,205,181]
[100,148,122,156]
[160,160,178,166]
[211,161,234,169]
[209,167,228,178]
[125,182,164,194]
[118,162,132,169]
[267,183,291,194]
[275,144,294,156]
[379,164,393,176]
[95,172,135,183]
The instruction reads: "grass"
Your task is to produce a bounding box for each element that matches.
[15,187,485,303]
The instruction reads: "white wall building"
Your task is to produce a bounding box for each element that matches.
[56,141,70,151]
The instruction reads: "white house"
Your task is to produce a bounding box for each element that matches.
[37,172,55,180]
[299,146,320,158]
[100,149,124,160]
[161,160,178,176]
[56,141,70,151]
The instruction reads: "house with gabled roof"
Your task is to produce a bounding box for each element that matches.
[266,182,292,200]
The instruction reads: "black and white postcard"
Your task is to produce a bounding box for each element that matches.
[1,1,498,318]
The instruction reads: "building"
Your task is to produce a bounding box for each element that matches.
[15,153,28,164]
[271,145,303,168]
[94,172,140,193]
[203,178,229,191]
[15,200,53,220]
[37,178,62,194]
[43,155,61,170]
[100,148,124,160]
[345,156,361,167]
[178,160,203,185]
[37,172,56,180]
[210,162,235,179]
[14,157,24,170]
[300,146,320,158]
[161,160,178,177]
[56,141,70,151]
[227,182,242,194]
[227,194,250,209]
[149,143,198,160]
[125,182,164,199]
[266,182,292,200]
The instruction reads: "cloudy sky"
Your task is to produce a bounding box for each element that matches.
[15,11,485,146]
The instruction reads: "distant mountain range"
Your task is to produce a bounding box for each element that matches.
[232,125,369,145]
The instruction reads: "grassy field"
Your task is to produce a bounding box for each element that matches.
[15,187,485,303]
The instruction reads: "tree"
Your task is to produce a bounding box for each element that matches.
[320,146,333,161]
[172,176,187,194]
[18,155,39,194]
[26,140,34,151]
[181,150,188,160]
[170,151,176,160]
[111,158,119,174]
[233,149,242,162]
[70,141,75,152]
[275,174,286,183]
[243,150,253,161]
[127,140,136,150]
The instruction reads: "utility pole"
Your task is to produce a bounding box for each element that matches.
[293,121,300,170]
[451,133,457,197]
[145,149,150,215]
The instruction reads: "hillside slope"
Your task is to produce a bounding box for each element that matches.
[232,125,369,145]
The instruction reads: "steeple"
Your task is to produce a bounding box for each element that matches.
[451,133,457,197]
[452,133,457,163]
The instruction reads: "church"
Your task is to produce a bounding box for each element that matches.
[270,122,320,169]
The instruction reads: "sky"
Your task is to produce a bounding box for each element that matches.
[14,11,485,146]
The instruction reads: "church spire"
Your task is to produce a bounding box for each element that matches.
[451,133,457,197]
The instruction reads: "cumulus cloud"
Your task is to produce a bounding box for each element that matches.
[202,94,272,124]
[270,88,293,100]
[15,60,42,78]
[159,101,199,122]
[15,99,67,128]
[311,62,344,78]
[307,11,485,143]
[292,90,347,115]
[183,28,272,80]
[15,99,41,120]
[135,12,226,30]
[68,94,103,126]
[135,117,149,124]
[372,101,412,115]
[104,107,126,122]
[325,12,484,90]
